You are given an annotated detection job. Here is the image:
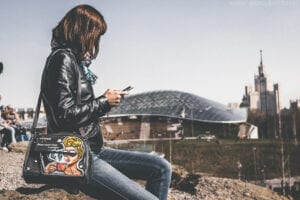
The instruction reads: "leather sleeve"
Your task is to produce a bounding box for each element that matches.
[44,50,110,129]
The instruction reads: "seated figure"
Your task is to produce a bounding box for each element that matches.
[0,105,18,151]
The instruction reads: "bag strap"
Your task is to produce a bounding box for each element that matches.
[31,49,81,135]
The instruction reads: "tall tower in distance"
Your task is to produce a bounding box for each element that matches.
[240,50,281,116]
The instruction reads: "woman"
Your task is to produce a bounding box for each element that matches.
[41,4,171,200]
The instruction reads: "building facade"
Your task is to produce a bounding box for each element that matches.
[241,50,281,116]
[101,90,247,141]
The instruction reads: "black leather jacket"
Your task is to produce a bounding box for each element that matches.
[41,47,110,150]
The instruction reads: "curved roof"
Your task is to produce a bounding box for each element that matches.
[106,90,247,123]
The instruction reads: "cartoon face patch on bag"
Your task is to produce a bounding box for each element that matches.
[41,136,85,176]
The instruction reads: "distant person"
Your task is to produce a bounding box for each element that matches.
[0,120,12,152]
[2,105,18,125]
[2,104,29,142]
[1,105,18,139]
[0,95,4,150]
[40,4,171,200]
[0,104,17,151]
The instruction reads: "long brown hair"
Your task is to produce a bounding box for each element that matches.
[52,4,107,60]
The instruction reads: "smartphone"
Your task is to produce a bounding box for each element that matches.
[122,86,134,92]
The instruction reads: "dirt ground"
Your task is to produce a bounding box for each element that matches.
[0,142,290,200]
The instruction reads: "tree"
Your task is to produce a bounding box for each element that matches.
[247,109,278,139]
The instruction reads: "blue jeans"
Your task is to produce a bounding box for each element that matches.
[88,147,172,200]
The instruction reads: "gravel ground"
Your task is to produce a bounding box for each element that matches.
[0,145,34,190]
[0,142,291,200]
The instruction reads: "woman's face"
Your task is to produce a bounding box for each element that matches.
[64,146,79,165]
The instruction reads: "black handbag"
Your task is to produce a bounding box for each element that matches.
[22,49,90,184]
[22,131,90,184]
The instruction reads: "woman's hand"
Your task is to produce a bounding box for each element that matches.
[104,89,128,106]
[44,162,57,174]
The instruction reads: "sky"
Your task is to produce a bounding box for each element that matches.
[0,0,299,109]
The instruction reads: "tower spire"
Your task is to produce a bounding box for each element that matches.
[260,49,263,65]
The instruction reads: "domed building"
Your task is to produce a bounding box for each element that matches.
[100,90,249,141]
